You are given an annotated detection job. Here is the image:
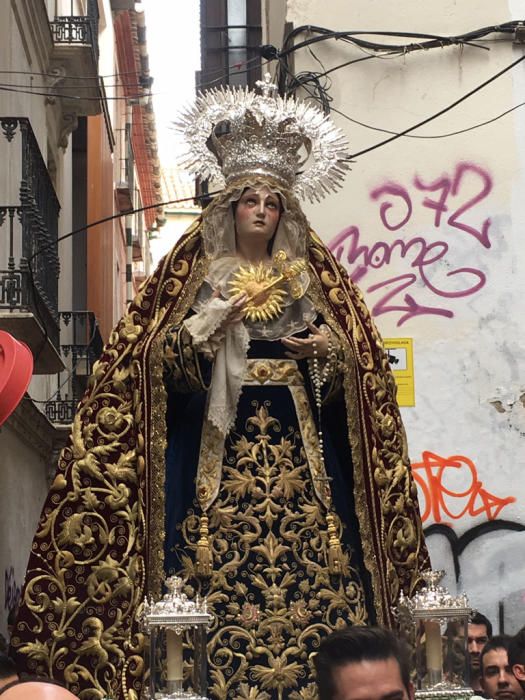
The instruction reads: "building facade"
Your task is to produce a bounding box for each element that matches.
[263,0,525,631]
[0,0,162,640]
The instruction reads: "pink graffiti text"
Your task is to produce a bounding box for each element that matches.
[328,162,492,325]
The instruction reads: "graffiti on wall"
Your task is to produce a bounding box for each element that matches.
[412,450,515,525]
[328,162,493,326]
[412,450,524,581]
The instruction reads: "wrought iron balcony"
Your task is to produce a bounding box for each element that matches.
[45,311,104,425]
[59,310,104,373]
[0,117,62,374]
[49,0,102,120]
[50,0,99,64]
[44,397,77,425]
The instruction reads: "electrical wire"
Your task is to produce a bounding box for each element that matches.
[27,192,215,265]
[0,79,153,91]
[280,57,333,114]
[0,69,140,80]
[277,22,524,96]
[280,22,519,57]
[195,21,519,94]
[0,58,265,102]
[24,190,219,399]
[0,84,154,102]
[281,30,525,149]
[0,22,519,110]
[330,100,525,140]
[346,51,525,158]
[195,55,266,90]
[1,22,519,104]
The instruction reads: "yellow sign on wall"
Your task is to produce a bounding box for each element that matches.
[383,338,415,407]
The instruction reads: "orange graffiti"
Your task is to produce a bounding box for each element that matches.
[411,451,515,524]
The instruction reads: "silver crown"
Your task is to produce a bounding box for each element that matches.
[176,74,351,202]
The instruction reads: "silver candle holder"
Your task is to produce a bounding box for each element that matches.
[396,570,473,700]
[142,576,212,700]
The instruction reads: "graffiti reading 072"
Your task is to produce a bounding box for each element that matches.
[328,162,493,326]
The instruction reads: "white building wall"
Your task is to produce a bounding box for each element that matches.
[0,2,57,640]
[285,0,525,630]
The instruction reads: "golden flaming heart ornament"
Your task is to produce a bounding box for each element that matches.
[229,250,306,323]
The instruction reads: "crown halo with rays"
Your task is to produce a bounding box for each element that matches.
[175,74,351,203]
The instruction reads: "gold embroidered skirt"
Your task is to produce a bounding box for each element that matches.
[168,358,370,700]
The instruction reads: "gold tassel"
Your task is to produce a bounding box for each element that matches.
[326,513,344,575]
[195,514,212,578]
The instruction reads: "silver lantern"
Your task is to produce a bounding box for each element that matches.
[396,570,473,700]
[143,576,212,699]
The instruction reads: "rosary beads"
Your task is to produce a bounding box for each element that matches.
[309,326,337,466]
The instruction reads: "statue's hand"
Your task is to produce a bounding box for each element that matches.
[212,289,247,329]
[282,323,329,359]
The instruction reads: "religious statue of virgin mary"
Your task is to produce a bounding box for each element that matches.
[11,75,429,699]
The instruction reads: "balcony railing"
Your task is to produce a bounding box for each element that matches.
[0,117,61,360]
[45,311,104,424]
[50,0,100,64]
[0,206,27,308]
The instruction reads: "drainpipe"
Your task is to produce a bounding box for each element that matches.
[125,100,133,305]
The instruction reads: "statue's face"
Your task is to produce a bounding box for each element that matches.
[234,186,281,249]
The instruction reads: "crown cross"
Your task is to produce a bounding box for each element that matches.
[255,72,278,99]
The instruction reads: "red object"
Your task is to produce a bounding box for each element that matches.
[0,330,34,427]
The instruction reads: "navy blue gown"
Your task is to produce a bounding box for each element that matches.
[163,322,372,700]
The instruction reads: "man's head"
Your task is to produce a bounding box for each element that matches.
[509,627,525,691]
[0,680,78,699]
[314,626,414,700]
[0,653,18,691]
[480,635,524,700]
[468,613,492,673]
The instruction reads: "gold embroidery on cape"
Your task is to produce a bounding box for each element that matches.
[307,235,428,624]
[306,264,386,621]
[178,398,368,699]
[164,325,208,393]
[148,332,168,600]
[288,384,331,510]
[148,245,209,598]
[12,347,145,698]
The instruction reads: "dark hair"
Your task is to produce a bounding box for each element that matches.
[470,612,493,639]
[480,634,512,671]
[314,626,411,700]
[509,627,525,668]
[0,653,17,680]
